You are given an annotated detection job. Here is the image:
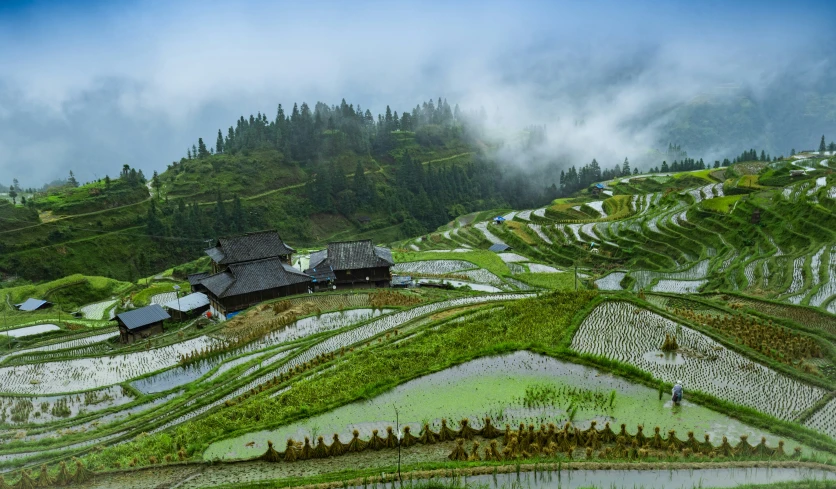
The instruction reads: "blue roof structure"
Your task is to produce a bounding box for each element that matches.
[116,304,171,330]
[164,292,210,312]
[392,275,413,286]
[488,243,511,252]
[595,183,605,189]
[493,216,506,222]
[15,298,50,312]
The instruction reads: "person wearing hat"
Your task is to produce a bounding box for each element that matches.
[672,381,683,405]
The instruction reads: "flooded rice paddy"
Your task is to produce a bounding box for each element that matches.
[205,351,809,461]
[0,324,61,338]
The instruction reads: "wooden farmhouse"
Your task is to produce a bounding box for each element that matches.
[116,304,170,343]
[305,240,393,290]
[188,231,311,318]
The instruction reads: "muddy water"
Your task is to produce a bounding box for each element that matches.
[0,324,61,337]
[396,467,836,489]
[417,279,502,293]
[206,351,812,461]
[131,309,391,394]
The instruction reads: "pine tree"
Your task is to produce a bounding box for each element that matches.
[146,199,166,238]
[8,186,16,205]
[231,195,245,232]
[820,135,827,153]
[68,170,79,187]
[352,160,371,206]
[104,175,111,189]
[216,129,225,154]
[197,138,209,158]
[152,171,161,198]
[621,158,631,176]
[213,192,228,235]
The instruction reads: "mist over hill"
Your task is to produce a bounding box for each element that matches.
[1,1,835,190]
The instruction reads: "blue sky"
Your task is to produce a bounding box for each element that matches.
[1,0,835,185]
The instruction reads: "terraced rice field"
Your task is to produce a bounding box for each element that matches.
[4,158,836,486]
[0,336,221,394]
[391,260,475,274]
[205,351,811,462]
[79,300,117,320]
[571,301,825,420]
[595,272,626,291]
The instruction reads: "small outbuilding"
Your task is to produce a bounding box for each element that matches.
[164,292,210,321]
[488,243,512,252]
[15,298,52,312]
[116,304,170,344]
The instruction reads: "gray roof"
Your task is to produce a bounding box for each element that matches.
[489,243,512,252]
[309,249,328,269]
[164,292,210,312]
[117,304,171,330]
[304,264,337,283]
[199,258,311,299]
[187,272,210,286]
[309,241,394,271]
[205,231,295,265]
[15,298,50,311]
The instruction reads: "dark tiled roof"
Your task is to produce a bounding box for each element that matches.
[309,249,328,269]
[311,240,394,271]
[117,304,170,330]
[199,258,311,299]
[205,231,295,265]
[199,271,236,298]
[15,298,50,311]
[187,272,210,286]
[304,265,337,283]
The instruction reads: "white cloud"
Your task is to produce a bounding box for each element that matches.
[0,0,834,185]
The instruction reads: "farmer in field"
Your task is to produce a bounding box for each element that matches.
[672,380,683,405]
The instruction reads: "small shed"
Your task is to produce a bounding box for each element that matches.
[488,243,512,252]
[493,216,506,224]
[305,265,337,291]
[391,275,413,288]
[164,292,210,321]
[116,304,170,344]
[15,298,51,312]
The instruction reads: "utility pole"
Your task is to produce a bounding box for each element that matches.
[174,285,182,321]
[394,405,401,483]
[574,262,578,291]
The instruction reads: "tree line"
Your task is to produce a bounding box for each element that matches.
[183,97,462,164]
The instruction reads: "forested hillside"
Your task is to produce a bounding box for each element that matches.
[0,98,561,282]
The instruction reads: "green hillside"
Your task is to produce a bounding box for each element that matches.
[0,98,547,282]
[0,151,835,488]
